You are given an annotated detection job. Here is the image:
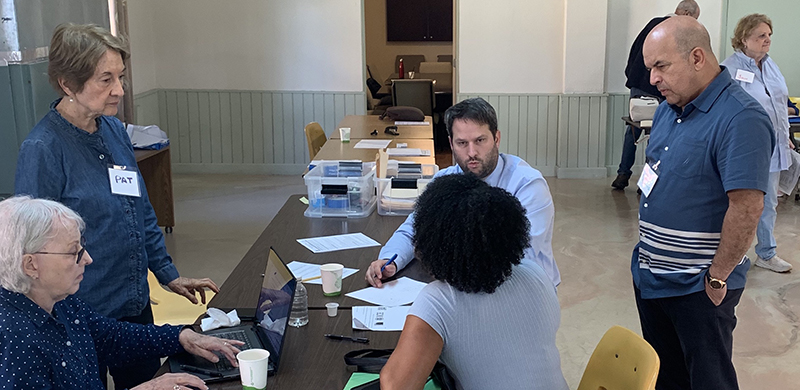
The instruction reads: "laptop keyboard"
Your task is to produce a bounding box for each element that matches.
[212,330,254,371]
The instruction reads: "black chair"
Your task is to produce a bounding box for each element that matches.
[391,79,434,116]
[437,54,453,63]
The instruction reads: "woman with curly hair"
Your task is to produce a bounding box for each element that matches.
[380,174,567,390]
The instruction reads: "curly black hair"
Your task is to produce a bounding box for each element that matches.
[412,174,530,294]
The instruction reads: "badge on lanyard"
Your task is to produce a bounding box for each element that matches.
[108,165,141,197]
[637,160,660,198]
[735,69,755,83]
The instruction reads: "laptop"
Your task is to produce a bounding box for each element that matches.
[168,247,297,382]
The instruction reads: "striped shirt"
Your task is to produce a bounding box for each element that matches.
[632,68,774,299]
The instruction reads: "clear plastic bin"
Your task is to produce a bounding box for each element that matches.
[376,162,439,216]
[304,161,376,218]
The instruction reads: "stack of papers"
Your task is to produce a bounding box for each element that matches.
[380,182,426,213]
[387,148,431,157]
[296,233,381,253]
[352,306,410,331]
[286,261,358,284]
[354,139,392,149]
[345,277,428,306]
[394,121,430,126]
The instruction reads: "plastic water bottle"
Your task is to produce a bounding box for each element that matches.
[288,280,309,327]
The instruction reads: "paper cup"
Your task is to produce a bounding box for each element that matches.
[320,263,344,296]
[339,127,351,142]
[326,302,339,317]
[237,349,270,390]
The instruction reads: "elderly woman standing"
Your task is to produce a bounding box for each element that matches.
[14,24,219,388]
[720,14,793,273]
[0,197,243,390]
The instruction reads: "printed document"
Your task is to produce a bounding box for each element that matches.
[287,261,358,284]
[345,277,427,306]
[354,139,392,149]
[352,306,410,331]
[297,232,381,253]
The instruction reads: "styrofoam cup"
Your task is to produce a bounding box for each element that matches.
[237,348,270,390]
[339,127,351,142]
[320,263,344,296]
[326,302,339,317]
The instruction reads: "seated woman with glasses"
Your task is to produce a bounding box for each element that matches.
[0,196,243,390]
[380,174,567,390]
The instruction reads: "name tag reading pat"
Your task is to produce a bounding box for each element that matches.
[637,162,659,198]
[108,166,141,197]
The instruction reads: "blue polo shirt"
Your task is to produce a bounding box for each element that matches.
[632,67,774,299]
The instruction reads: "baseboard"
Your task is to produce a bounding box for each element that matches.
[555,166,608,179]
[172,163,307,175]
[605,165,644,177]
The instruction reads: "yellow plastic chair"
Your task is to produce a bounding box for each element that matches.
[577,326,660,390]
[304,122,327,161]
[148,270,215,326]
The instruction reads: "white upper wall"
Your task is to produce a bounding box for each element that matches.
[133,0,364,92]
[604,0,723,93]
[127,0,157,94]
[458,0,565,94]
[564,0,608,93]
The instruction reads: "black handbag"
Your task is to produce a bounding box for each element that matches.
[366,65,383,97]
[379,106,425,121]
[344,348,457,390]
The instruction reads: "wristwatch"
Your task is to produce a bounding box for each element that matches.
[706,272,727,290]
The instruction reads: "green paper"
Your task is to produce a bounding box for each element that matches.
[342,373,441,390]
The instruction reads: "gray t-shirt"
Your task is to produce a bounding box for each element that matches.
[408,260,568,390]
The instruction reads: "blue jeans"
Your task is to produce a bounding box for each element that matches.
[755,171,780,260]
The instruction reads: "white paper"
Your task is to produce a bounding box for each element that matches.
[387,148,430,157]
[286,261,358,284]
[394,121,430,126]
[354,139,392,149]
[345,277,428,306]
[108,168,141,197]
[296,233,381,253]
[352,306,410,331]
[200,308,241,331]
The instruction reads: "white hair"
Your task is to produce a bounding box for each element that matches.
[0,196,85,293]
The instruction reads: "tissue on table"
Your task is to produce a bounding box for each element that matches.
[200,308,241,331]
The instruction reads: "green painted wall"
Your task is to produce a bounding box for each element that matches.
[722,1,800,94]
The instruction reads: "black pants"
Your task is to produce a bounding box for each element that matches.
[634,286,743,390]
[98,302,161,390]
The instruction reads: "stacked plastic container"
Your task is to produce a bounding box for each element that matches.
[376,161,439,216]
[304,161,377,218]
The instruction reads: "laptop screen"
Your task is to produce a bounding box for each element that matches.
[254,247,296,367]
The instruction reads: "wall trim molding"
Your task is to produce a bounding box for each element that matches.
[173,163,307,176]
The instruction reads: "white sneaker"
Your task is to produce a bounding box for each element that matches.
[755,255,793,273]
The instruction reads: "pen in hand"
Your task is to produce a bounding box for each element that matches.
[325,334,370,343]
[381,254,399,273]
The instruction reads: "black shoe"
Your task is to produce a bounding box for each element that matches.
[611,174,630,190]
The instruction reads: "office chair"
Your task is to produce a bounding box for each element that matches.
[437,54,453,63]
[391,79,434,116]
[419,61,452,74]
[304,122,327,161]
[577,325,660,390]
[394,55,426,74]
[148,270,215,326]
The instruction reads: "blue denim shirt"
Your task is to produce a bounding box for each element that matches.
[632,68,773,299]
[0,288,184,389]
[15,99,180,319]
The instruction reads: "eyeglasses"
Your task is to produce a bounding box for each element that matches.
[33,236,87,264]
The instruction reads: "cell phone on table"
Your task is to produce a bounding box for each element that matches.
[351,378,381,390]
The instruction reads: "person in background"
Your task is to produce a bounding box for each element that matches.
[611,0,700,190]
[365,97,559,288]
[0,196,244,390]
[14,23,219,389]
[634,16,773,389]
[789,98,799,116]
[380,174,567,390]
[721,14,794,273]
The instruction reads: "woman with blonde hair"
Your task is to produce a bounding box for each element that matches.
[721,14,793,273]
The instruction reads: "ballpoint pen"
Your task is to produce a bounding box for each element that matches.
[381,254,399,272]
[180,364,224,378]
[325,334,370,343]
